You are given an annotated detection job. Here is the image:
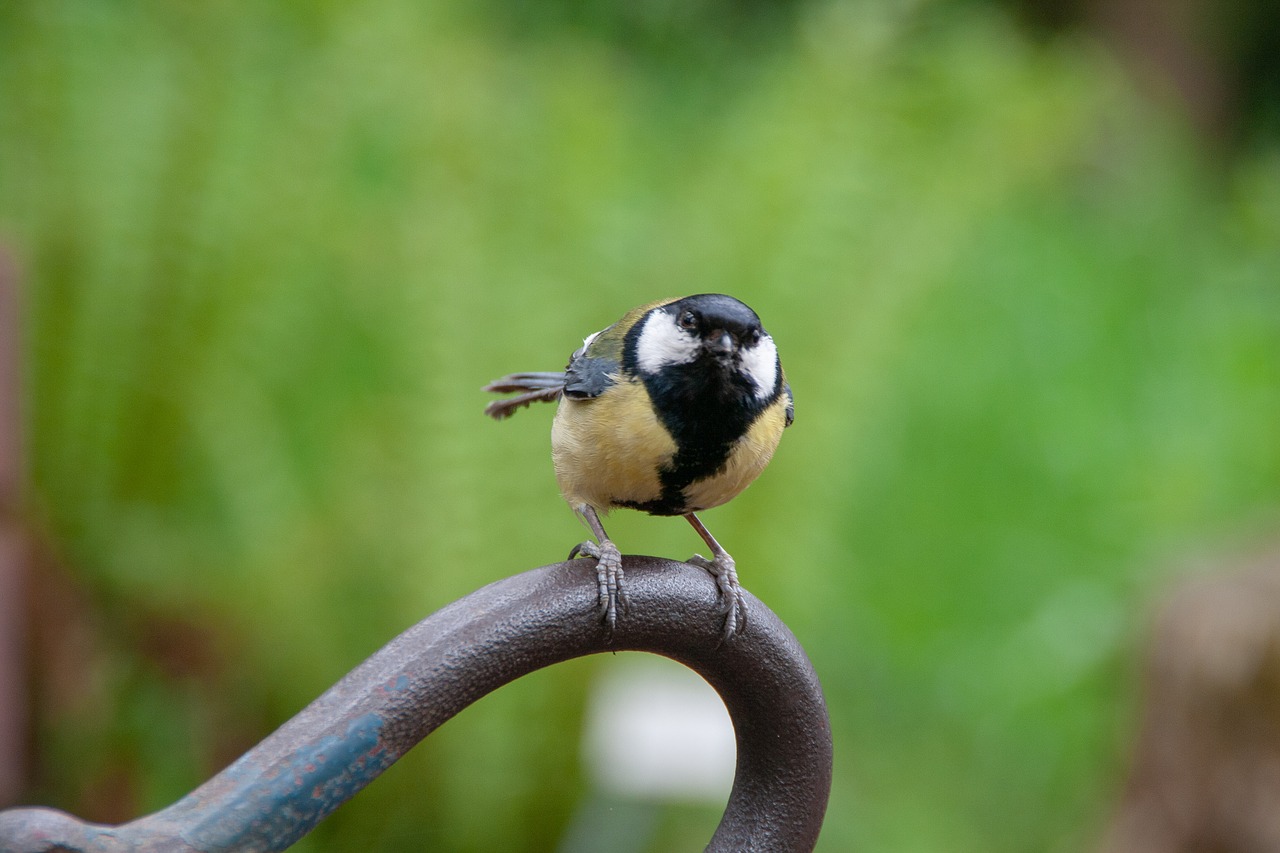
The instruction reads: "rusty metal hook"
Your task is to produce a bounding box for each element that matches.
[0,557,832,852]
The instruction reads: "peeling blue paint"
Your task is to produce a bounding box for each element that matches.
[179,713,394,852]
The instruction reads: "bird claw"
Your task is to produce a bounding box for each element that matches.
[688,552,747,643]
[570,539,629,633]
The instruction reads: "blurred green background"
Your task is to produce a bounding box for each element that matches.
[2,0,1279,850]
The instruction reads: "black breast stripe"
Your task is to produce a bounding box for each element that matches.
[620,328,780,516]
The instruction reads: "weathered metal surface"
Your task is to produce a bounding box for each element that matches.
[0,557,833,852]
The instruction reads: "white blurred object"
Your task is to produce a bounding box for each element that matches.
[582,656,736,801]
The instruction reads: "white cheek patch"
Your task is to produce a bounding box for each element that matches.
[635,311,699,374]
[741,334,779,399]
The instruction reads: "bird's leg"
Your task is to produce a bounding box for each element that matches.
[568,505,629,632]
[684,513,746,642]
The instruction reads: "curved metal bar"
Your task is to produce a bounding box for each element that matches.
[0,557,832,852]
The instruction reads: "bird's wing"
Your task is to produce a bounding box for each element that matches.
[561,323,628,400]
[562,299,677,399]
[562,346,618,399]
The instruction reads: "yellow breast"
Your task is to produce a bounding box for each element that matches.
[551,378,788,516]
[551,378,676,512]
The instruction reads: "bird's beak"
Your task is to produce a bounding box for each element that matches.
[705,330,737,360]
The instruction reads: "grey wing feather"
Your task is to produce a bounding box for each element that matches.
[562,349,618,399]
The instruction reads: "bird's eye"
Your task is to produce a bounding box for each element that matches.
[678,311,698,330]
[748,328,762,345]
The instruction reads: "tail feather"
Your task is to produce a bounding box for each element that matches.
[482,371,566,394]
[483,371,566,420]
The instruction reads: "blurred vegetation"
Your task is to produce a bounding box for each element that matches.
[2,0,1279,850]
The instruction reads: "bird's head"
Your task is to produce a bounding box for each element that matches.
[627,294,780,404]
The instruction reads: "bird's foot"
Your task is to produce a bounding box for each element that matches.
[688,551,746,643]
[569,539,629,632]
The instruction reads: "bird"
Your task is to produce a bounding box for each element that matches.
[482,294,793,642]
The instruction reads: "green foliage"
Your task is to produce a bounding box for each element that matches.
[2,0,1278,850]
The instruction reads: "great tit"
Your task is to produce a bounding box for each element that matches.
[483,294,793,642]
